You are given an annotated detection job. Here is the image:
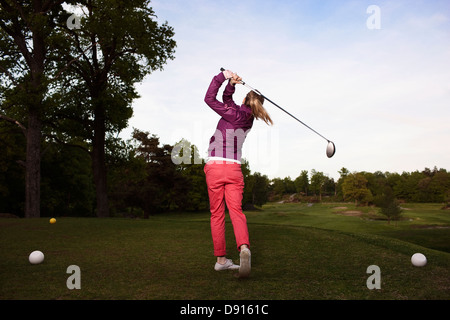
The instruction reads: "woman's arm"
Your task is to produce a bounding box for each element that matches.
[223,72,242,108]
[222,82,239,110]
[204,72,250,124]
[204,72,228,115]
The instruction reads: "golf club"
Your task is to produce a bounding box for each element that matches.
[220,68,336,158]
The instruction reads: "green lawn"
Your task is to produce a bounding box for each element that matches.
[0,202,449,300]
[247,202,450,253]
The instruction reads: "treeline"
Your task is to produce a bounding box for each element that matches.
[0,128,266,217]
[268,167,450,206]
[1,125,449,218]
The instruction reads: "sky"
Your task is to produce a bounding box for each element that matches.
[119,0,450,181]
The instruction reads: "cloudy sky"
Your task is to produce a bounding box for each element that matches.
[120,0,450,181]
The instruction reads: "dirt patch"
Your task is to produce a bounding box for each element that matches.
[332,206,363,216]
[333,210,363,216]
[343,211,363,216]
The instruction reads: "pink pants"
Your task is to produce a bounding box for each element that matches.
[204,161,250,257]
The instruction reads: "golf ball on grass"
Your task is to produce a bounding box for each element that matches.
[411,253,427,267]
[29,250,44,264]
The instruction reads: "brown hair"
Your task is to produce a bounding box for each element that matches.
[244,91,273,125]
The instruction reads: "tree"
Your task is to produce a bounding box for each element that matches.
[310,170,326,201]
[1,1,176,218]
[342,172,373,206]
[178,162,209,211]
[40,142,94,217]
[270,177,286,200]
[240,158,255,208]
[50,0,176,217]
[107,134,147,216]
[0,120,26,215]
[173,139,208,211]
[240,160,270,208]
[246,172,270,207]
[294,170,309,195]
[420,168,450,202]
[391,171,412,201]
[375,186,402,225]
[336,167,350,200]
[0,0,73,217]
[369,171,387,198]
[113,129,179,217]
[323,176,336,197]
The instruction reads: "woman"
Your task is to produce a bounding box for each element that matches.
[204,69,273,278]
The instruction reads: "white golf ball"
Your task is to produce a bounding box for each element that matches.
[411,253,427,267]
[29,250,44,264]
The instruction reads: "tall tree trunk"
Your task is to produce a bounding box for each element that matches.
[23,3,46,218]
[25,107,41,218]
[92,104,109,217]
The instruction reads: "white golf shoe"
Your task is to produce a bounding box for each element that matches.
[239,248,251,278]
[214,259,240,271]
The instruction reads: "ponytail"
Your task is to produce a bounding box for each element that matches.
[244,91,273,126]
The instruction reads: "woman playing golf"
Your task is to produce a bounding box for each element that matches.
[204,69,272,277]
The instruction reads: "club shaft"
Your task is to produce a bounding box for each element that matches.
[241,82,331,143]
[220,67,331,142]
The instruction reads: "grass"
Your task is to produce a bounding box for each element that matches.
[0,202,449,300]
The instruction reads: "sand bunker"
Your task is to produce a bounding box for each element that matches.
[332,207,363,216]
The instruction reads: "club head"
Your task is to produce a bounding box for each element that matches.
[326,141,336,158]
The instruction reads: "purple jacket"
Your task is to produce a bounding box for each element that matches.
[204,72,254,163]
